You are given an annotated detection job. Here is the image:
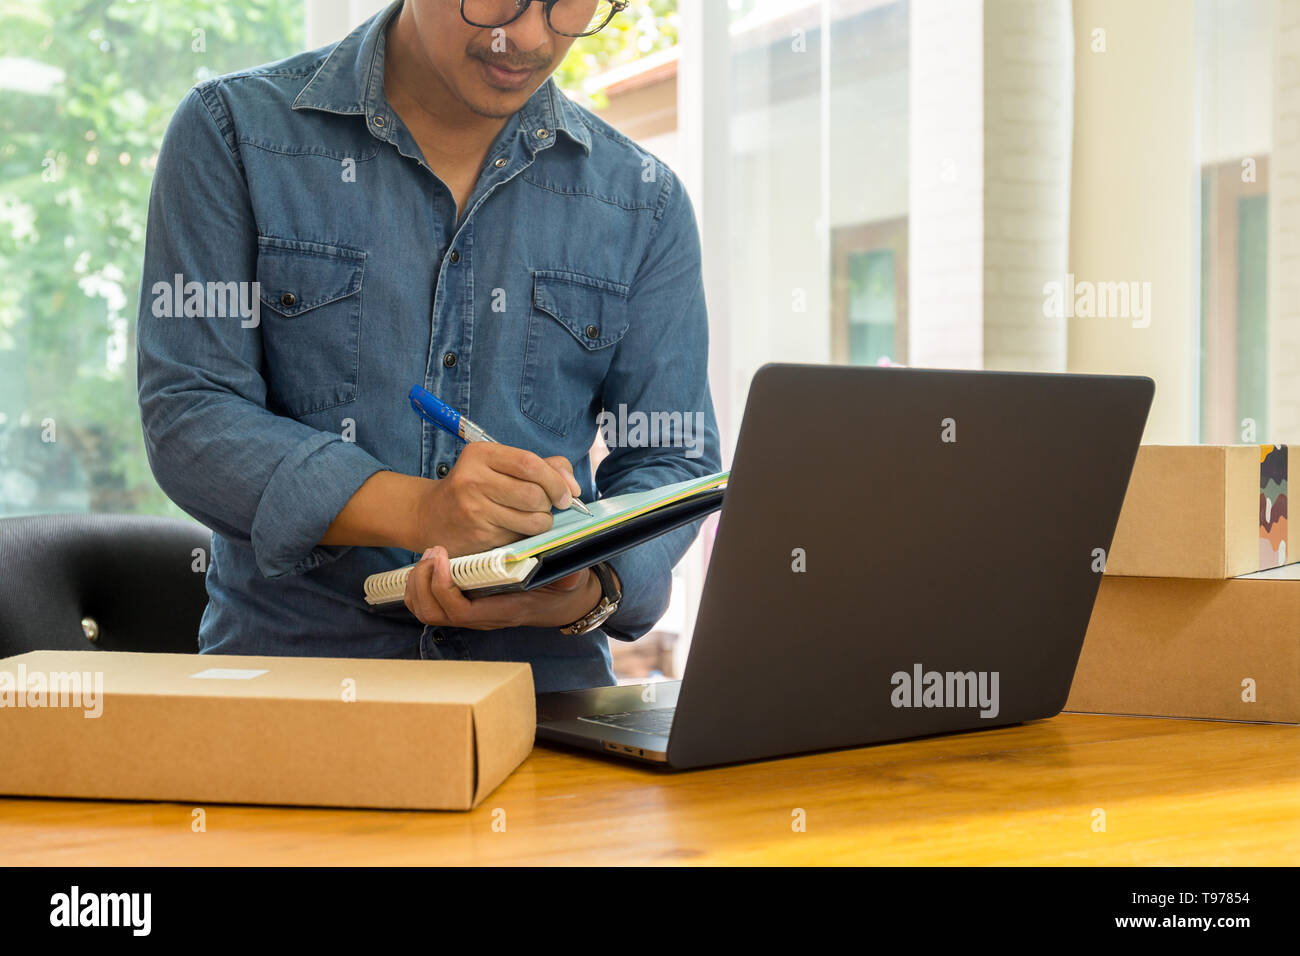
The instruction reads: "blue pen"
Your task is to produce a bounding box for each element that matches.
[408,384,593,517]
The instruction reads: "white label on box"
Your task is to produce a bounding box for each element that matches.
[188,668,269,680]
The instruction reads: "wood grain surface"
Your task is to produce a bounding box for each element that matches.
[1,714,1295,865]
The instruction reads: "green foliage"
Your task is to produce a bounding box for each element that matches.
[555,0,677,109]
[1,0,296,514]
[0,0,672,516]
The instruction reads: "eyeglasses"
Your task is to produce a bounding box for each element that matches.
[460,0,628,38]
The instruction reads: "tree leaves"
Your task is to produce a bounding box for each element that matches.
[0,0,304,513]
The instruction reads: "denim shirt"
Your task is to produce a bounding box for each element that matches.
[135,0,720,692]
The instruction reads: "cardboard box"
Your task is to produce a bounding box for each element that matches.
[1065,564,1300,723]
[0,651,535,810]
[1106,444,1289,578]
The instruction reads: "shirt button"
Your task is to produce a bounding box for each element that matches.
[449,249,460,264]
[493,157,507,168]
[443,352,457,368]
[536,128,549,138]
[585,324,599,339]
[435,463,450,478]
[280,292,296,308]
[372,115,386,127]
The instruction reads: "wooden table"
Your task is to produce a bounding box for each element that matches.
[1,714,1296,865]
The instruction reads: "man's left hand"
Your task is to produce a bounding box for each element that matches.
[404,546,608,630]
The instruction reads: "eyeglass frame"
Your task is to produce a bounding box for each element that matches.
[459,0,629,38]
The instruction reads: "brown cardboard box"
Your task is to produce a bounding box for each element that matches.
[1065,564,1300,723]
[1106,444,1289,578]
[0,651,535,810]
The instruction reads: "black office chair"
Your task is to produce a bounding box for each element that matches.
[0,514,212,657]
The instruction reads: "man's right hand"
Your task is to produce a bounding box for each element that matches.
[415,442,582,557]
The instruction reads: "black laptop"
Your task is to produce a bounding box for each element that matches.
[536,363,1154,769]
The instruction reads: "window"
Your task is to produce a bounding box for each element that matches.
[832,218,908,365]
[1196,0,1275,443]
[0,0,306,517]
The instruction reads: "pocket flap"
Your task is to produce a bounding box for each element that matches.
[532,270,630,349]
[257,236,366,317]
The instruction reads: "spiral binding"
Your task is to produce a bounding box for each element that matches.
[363,549,535,604]
[450,549,513,589]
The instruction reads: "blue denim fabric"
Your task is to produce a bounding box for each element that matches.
[135,0,720,693]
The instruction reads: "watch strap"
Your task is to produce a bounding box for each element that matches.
[560,562,621,635]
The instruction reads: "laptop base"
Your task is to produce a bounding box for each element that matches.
[536,680,679,764]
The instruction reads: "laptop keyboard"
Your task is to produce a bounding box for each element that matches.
[577,708,676,737]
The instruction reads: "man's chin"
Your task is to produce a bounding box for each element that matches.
[449,77,535,118]
[463,96,528,119]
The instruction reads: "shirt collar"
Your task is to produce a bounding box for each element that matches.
[292,0,592,156]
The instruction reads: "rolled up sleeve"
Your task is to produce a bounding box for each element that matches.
[136,85,390,579]
[595,166,722,641]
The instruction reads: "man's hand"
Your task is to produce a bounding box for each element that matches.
[404,546,602,630]
[414,442,582,557]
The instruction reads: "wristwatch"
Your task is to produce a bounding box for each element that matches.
[560,562,622,636]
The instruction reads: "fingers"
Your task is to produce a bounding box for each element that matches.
[403,546,486,627]
[403,548,600,631]
[404,548,447,625]
[403,546,526,630]
[542,455,583,499]
[426,546,476,622]
[454,443,583,516]
[483,444,576,510]
[481,471,554,515]
[482,501,554,540]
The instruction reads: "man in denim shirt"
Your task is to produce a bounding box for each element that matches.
[136,0,720,692]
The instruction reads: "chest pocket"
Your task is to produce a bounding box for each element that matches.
[520,270,631,437]
[256,235,366,418]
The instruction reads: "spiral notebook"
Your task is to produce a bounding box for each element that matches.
[363,471,729,605]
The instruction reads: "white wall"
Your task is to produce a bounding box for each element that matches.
[1068,0,1199,443]
[1271,0,1300,441]
[306,0,388,49]
[1197,0,1275,164]
[982,0,1073,371]
[828,70,910,227]
[908,0,984,368]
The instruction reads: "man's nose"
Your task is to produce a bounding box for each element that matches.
[498,1,552,57]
